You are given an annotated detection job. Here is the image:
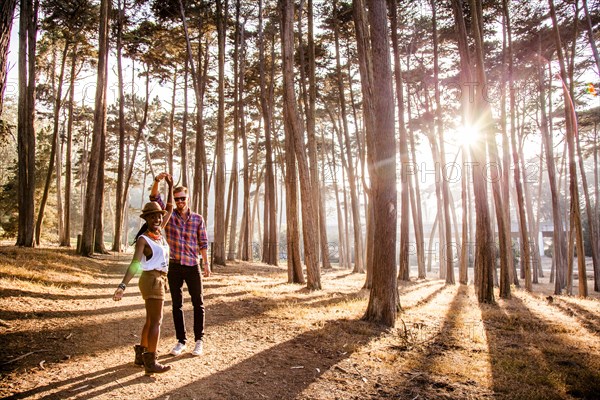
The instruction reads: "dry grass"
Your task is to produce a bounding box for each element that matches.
[0,245,599,399]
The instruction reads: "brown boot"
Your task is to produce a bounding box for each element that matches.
[142,352,171,375]
[134,345,146,367]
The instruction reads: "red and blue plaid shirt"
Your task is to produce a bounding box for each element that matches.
[152,194,208,267]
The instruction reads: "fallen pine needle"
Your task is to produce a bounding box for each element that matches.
[2,350,49,365]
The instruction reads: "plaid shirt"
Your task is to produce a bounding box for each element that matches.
[152,194,208,267]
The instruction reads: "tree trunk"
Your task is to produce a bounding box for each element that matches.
[213,0,227,266]
[507,21,532,292]
[431,0,454,284]
[538,51,567,293]
[549,0,587,297]
[520,139,542,284]
[228,1,243,261]
[0,0,17,115]
[239,27,250,260]
[335,0,364,273]
[362,0,398,327]
[499,3,514,295]
[582,0,600,77]
[280,0,320,289]
[285,116,304,284]
[452,0,494,303]
[112,0,126,252]
[305,0,330,270]
[61,46,78,247]
[179,0,208,215]
[16,0,37,247]
[35,43,69,245]
[181,61,189,188]
[389,0,410,282]
[258,0,277,266]
[167,67,177,177]
[80,0,109,256]
[460,147,469,284]
[94,128,108,254]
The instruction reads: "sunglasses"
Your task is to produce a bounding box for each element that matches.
[175,197,187,202]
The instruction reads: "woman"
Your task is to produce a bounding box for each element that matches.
[113,175,174,375]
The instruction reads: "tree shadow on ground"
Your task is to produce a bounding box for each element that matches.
[398,279,443,295]
[549,298,600,336]
[7,362,154,399]
[151,319,384,400]
[0,287,121,301]
[481,294,600,399]
[0,284,367,375]
[400,283,448,311]
[383,285,494,399]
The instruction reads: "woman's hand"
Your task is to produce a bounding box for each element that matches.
[113,288,124,301]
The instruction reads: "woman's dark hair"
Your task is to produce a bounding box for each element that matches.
[133,222,148,244]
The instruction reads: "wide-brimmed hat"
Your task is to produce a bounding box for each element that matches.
[140,201,167,219]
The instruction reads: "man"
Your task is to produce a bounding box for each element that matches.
[151,172,210,356]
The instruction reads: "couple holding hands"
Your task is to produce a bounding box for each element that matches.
[112,173,210,375]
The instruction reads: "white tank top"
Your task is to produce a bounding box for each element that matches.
[140,234,170,272]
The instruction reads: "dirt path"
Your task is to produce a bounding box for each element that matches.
[1,246,600,399]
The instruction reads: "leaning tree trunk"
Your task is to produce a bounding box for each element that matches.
[35,43,69,245]
[280,0,320,289]
[179,0,208,215]
[334,0,364,273]
[0,0,17,115]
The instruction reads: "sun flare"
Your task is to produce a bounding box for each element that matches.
[459,125,480,147]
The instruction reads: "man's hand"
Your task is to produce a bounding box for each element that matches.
[203,265,211,278]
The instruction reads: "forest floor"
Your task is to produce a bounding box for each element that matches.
[0,245,599,400]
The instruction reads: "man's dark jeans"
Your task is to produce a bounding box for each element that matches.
[167,262,205,344]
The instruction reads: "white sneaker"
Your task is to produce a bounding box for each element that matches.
[192,340,203,356]
[170,342,186,356]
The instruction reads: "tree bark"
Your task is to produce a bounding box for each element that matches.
[0,0,17,115]
[61,46,78,247]
[388,0,410,282]
[80,0,109,256]
[362,0,398,327]
[549,0,587,297]
[213,0,227,266]
[334,0,364,273]
[16,0,37,247]
[112,0,126,252]
[35,43,69,245]
[280,0,320,290]
[258,0,278,266]
[451,0,494,303]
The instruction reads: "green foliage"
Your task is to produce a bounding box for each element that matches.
[0,163,18,238]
